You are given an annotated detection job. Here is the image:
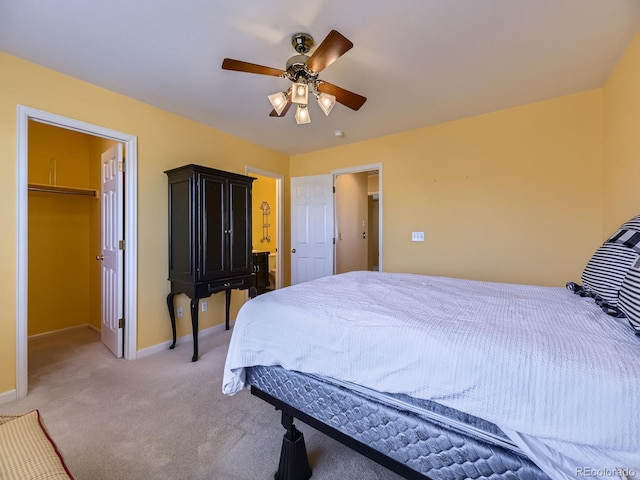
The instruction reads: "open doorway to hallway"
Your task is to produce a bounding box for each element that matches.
[334,168,381,274]
[289,164,382,286]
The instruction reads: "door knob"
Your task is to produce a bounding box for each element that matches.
[291,248,296,253]
[96,254,104,261]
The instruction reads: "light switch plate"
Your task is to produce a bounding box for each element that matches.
[412,231,425,242]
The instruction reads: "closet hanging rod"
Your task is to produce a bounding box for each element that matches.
[27,183,97,197]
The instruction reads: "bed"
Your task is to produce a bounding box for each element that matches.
[223,270,640,480]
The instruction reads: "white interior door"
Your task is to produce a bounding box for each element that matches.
[100,144,124,357]
[290,174,334,285]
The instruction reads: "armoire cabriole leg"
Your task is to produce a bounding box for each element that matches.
[167,292,176,349]
[225,289,231,330]
[190,298,199,362]
[275,411,312,480]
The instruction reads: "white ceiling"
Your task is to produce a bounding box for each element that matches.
[2,1,640,156]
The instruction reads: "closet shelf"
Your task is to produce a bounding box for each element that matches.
[28,183,97,197]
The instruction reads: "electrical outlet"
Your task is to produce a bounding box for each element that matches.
[411,231,425,242]
[201,301,208,312]
[177,306,183,318]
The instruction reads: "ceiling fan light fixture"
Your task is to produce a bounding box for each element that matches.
[295,104,311,124]
[291,82,309,105]
[317,92,336,116]
[268,91,288,116]
[221,30,367,124]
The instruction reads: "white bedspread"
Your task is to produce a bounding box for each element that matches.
[223,271,640,478]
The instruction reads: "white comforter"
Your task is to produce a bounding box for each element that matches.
[223,271,640,478]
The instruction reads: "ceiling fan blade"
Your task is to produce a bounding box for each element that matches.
[222,58,285,77]
[306,30,353,73]
[317,81,367,111]
[269,99,292,117]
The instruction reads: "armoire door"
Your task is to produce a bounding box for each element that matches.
[200,171,226,281]
[167,172,196,284]
[228,178,252,276]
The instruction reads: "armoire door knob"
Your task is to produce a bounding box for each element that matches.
[291,248,296,253]
[96,254,104,261]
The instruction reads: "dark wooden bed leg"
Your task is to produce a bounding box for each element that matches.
[275,411,312,480]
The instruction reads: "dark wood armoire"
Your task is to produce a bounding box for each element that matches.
[165,164,255,361]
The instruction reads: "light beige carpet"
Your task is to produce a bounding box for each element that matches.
[0,327,402,480]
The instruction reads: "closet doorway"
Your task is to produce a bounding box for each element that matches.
[16,106,138,400]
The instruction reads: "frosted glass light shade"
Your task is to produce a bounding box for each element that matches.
[295,104,311,124]
[268,92,288,115]
[317,93,336,116]
[291,82,309,105]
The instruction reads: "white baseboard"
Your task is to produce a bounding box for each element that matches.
[28,324,93,340]
[136,323,229,359]
[0,389,17,406]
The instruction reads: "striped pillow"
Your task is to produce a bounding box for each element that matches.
[618,259,640,334]
[581,224,640,307]
[581,243,638,307]
[620,215,640,231]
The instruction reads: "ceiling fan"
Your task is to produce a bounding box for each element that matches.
[221,30,367,124]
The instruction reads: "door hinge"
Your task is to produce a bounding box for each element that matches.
[333,186,335,193]
[118,161,125,172]
[119,240,125,250]
[333,237,336,245]
[118,318,125,329]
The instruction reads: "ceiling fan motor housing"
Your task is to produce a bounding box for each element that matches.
[285,54,318,83]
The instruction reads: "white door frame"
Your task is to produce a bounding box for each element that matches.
[16,105,138,399]
[245,166,284,289]
[331,163,383,273]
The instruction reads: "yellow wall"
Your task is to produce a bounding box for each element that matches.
[27,121,97,335]
[0,51,289,395]
[603,30,640,235]
[292,90,605,287]
[251,174,277,253]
